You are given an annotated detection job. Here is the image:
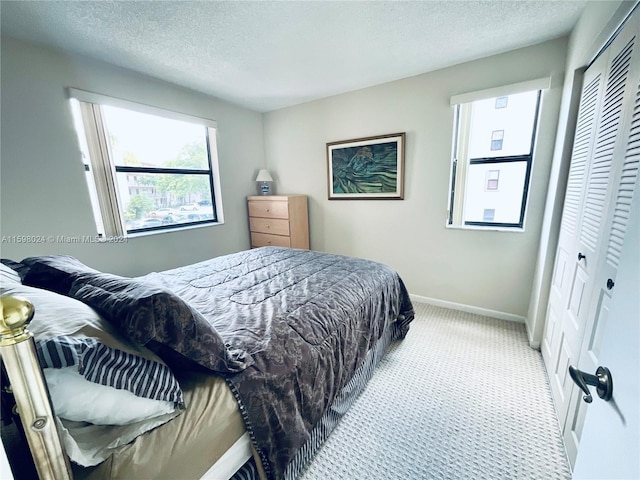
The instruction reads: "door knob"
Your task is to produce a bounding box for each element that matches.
[578,252,586,261]
[569,365,613,403]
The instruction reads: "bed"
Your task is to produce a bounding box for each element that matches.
[0,246,414,480]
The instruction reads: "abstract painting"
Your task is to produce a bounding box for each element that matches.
[327,133,405,199]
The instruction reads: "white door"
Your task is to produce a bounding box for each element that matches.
[542,10,640,467]
[572,177,640,480]
[541,16,639,435]
[541,55,605,425]
[561,17,640,464]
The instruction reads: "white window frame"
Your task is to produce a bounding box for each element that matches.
[447,78,550,230]
[68,88,224,237]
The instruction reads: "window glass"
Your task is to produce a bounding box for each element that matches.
[115,172,214,231]
[70,94,220,237]
[448,87,541,229]
[102,106,209,169]
[483,209,496,222]
[486,170,500,191]
[467,90,538,159]
[490,130,504,151]
[495,96,508,109]
[463,162,528,224]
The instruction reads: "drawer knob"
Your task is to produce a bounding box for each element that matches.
[265,209,270,213]
[266,224,270,229]
[267,241,272,244]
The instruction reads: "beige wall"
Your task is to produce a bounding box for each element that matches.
[263,38,568,318]
[0,37,263,276]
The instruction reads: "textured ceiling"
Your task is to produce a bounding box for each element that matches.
[0,1,588,112]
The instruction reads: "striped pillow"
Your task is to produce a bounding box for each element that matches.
[36,336,184,407]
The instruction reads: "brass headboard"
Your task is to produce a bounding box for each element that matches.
[0,295,72,479]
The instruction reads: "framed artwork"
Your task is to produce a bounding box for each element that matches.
[326,132,406,200]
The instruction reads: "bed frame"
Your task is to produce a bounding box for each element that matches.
[0,294,72,479]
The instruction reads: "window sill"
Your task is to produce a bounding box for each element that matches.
[126,221,223,239]
[445,224,525,233]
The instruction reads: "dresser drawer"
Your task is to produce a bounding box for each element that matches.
[251,232,291,248]
[248,200,289,219]
[250,217,290,236]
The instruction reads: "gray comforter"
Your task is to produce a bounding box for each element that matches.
[147,247,414,479]
[22,247,414,480]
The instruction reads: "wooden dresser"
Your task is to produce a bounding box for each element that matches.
[247,195,309,249]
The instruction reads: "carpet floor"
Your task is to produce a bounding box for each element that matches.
[297,302,572,480]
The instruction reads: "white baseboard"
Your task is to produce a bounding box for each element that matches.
[409,294,526,324]
[526,326,541,350]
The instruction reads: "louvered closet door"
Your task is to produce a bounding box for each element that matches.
[541,54,606,425]
[542,11,640,451]
[562,12,640,466]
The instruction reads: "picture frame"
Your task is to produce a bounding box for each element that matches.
[326,132,406,200]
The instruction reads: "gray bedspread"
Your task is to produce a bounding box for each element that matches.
[146,247,414,480]
[21,247,414,480]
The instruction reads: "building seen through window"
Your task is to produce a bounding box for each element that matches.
[448,88,541,229]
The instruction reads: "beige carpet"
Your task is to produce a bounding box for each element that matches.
[298,302,572,480]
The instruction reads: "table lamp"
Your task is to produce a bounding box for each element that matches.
[255,169,274,195]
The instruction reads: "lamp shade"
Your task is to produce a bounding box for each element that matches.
[255,169,273,182]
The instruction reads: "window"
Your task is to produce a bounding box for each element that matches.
[483,209,496,222]
[486,170,500,191]
[447,83,544,229]
[69,89,221,237]
[495,96,508,109]
[490,130,504,151]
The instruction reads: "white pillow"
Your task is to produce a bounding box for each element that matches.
[0,262,21,285]
[43,366,176,425]
[0,282,185,466]
[1,282,128,344]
